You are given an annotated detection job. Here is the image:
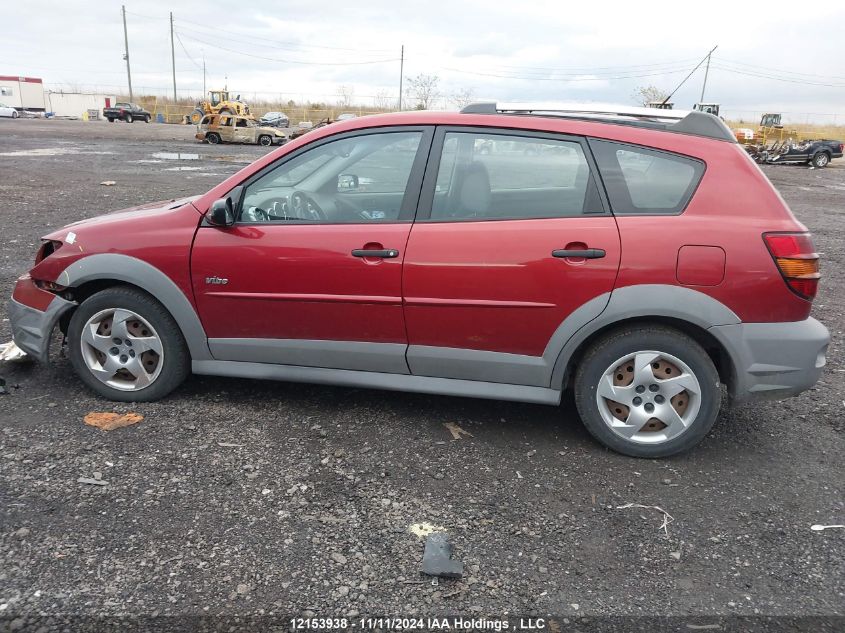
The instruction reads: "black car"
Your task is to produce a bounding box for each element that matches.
[103,102,152,123]
[258,111,290,128]
[756,138,844,168]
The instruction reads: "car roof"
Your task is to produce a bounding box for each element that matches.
[310,108,736,148]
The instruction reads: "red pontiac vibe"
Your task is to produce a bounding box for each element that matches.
[8,103,829,457]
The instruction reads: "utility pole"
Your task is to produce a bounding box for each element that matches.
[202,54,206,96]
[662,44,717,107]
[121,5,133,100]
[699,46,716,104]
[398,45,404,110]
[170,12,177,101]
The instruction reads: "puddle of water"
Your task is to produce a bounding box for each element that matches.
[133,159,163,164]
[0,148,114,157]
[164,166,204,171]
[151,152,200,160]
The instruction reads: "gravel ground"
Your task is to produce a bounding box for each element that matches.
[0,119,842,629]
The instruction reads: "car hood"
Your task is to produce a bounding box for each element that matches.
[42,195,200,239]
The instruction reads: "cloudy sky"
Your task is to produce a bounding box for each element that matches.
[4,0,844,122]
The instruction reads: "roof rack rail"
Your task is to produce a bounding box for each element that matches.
[459,101,736,142]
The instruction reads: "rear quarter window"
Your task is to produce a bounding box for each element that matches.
[590,139,704,214]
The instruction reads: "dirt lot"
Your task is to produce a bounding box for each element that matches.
[0,119,842,629]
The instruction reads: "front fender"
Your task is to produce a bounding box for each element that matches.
[58,253,212,361]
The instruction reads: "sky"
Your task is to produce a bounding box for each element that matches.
[3,0,845,123]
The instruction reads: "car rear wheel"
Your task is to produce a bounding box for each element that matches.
[68,287,190,402]
[144,114,151,123]
[574,326,720,458]
[206,133,221,144]
[107,118,115,123]
[12,110,19,119]
[812,152,830,168]
[258,134,273,146]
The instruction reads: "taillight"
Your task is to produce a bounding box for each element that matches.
[763,232,820,300]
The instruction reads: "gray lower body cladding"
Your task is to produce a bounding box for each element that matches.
[709,317,829,402]
[7,296,76,363]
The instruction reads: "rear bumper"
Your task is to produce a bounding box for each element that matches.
[710,317,829,402]
[8,277,76,362]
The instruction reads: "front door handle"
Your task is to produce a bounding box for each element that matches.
[552,248,606,259]
[352,249,400,258]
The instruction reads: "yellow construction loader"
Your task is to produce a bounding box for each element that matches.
[189,90,251,124]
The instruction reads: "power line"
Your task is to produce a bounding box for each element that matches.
[176,30,400,66]
[461,57,703,74]
[715,56,845,81]
[439,65,697,81]
[173,16,393,53]
[174,31,202,70]
[710,64,845,88]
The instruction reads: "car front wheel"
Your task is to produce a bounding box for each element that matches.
[258,134,273,146]
[206,133,221,144]
[574,326,720,458]
[68,287,189,402]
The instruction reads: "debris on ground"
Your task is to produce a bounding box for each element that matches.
[77,477,109,486]
[409,522,445,539]
[810,524,845,531]
[0,341,27,361]
[420,532,463,579]
[99,181,116,186]
[443,422,473,440]
[217,442,245,448]
[616,502,675,536]
[83,411,144,431]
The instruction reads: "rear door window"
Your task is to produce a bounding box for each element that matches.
[589,140,704,214]
[427,131,602,221]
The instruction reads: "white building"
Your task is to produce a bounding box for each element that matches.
[0,75,46,110]
[45,91,116,118]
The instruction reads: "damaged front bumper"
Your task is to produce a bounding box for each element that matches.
[8,275,76,362]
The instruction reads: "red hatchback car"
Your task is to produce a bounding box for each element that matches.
[8,103,829,457]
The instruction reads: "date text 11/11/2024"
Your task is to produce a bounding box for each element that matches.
[289,617,550,631]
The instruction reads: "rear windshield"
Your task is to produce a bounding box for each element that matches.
[590,140,704,214]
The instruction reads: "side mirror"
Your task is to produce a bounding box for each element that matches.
[208,197,235,227]
[337,173,360,191]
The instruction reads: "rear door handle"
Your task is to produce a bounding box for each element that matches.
[552,248,606,259]
[351,249,400,258]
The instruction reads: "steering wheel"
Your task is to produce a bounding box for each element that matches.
[290,190,326,221]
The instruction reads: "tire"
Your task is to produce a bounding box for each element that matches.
[218,108,233,116]
[108,118,115,123]
[67,286,190,402]
[573,325,721,458]
[144,114,151,123]
[812,152,830,168]
[258,134,273,146]
[124,114,133,123]
[206,133,221,145]
[12,110,19,119]
[190,109,205,125]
